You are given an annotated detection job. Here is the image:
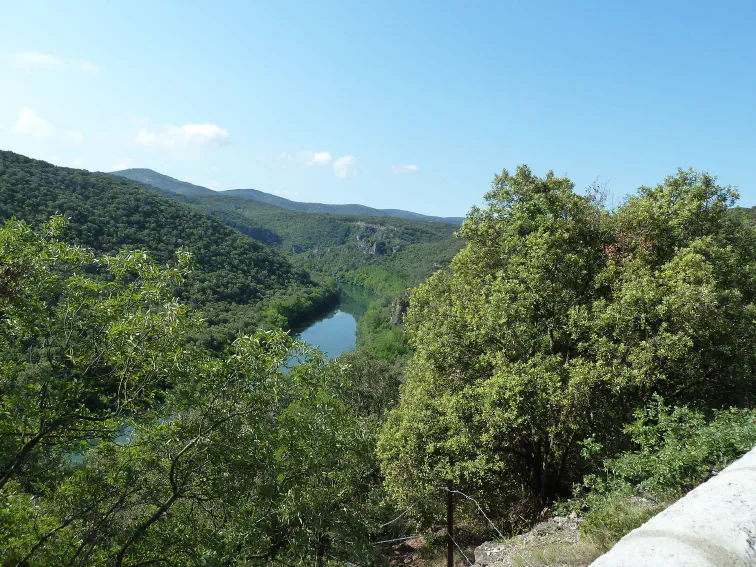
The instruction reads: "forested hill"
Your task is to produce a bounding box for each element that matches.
[111,168,465,224]
[220,188,466,224]
[180,193,462,294]
[111,167,214,196]
[0,151,337,344]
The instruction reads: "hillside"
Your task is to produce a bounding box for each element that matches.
[110,168,465,224]
[222,187,466,224]
[0,152,337,346]
[107,174,464,359]
[183,193,462,293]
[110,167,215,196]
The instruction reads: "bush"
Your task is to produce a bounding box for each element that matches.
[579,396,756,547]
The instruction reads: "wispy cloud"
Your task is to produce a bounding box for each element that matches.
[275,150,355,178]
[12,108,56,139]
[135,123,229,150]
[10,108,86,143]
[10,51,98,73]
[111,158,134,171]
[65,130,85,144]
[72,60,99,73]
[305,151,332,166]
[333,155,357,178]
[275,151,333,169]
[391,164,419,175]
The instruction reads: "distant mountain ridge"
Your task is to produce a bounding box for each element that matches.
[111,168,465,224]
[110,168,214,196]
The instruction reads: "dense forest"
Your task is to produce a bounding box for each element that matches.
[0,151,339,348]
[1,154,755,566]
[176,194,463,359]
[106,175,464,359]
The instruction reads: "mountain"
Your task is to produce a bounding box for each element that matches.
[222,188,466,224]
[110,168,465,224]
[179,193,463,295]
[112,168,215,196]
[0,152,337,346]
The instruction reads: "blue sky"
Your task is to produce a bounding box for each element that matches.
[1,1,754,216]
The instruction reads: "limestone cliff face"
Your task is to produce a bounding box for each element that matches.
[390,294,410,325]
[354,222,399,256]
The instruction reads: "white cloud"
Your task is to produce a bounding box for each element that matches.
[12,51,65,71]
[10,51,98,73]
[72,157,86,167]
[275,151,333,169]
[333,155,357,178]
[111,158,134,171]
[135,123,229,149]
[12,108,56,139]
[65,130,85,143]
[10,108,87,144]
[305,151,332,166]
[391,164,419,175]
[73,60,99,73]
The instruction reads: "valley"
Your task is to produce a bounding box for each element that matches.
[4,7,755,566]
[108,165,464,358]
[2,153,755,567]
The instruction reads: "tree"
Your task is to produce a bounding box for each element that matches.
[378,167,756,526]
[0,218,382,566]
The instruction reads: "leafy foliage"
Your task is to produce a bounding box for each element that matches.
[578,396,756,547]
[0,151,338,347]
[0,218,388,566]
[378,166,756,527]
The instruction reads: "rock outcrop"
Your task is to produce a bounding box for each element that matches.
[390,294,410,325]
[474,515,583,567]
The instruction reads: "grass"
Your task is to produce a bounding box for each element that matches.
[513,541,603,567]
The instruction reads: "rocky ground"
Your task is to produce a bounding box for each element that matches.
[473,514,597,567]
[385,515,600,567]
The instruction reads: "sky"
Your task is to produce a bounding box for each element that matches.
[1,0,755,217]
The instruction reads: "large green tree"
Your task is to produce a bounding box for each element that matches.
[378,167,756,524]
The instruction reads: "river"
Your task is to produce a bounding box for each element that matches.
[294,284,373,359]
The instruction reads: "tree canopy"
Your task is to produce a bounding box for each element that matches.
[378,166,756,523]
[0,151,339,347]
[0,217,387,566]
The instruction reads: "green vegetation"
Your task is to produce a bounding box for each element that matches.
[117,187,462,357]
[0,151,338,348]
[168,193,462,294]
[378,166,756,533]
[578,396,756,549]
[2,153,755,565]
[180,194,462,357]
[0,217,392,566]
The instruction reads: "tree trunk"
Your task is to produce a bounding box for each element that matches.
[447,480,454,567]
